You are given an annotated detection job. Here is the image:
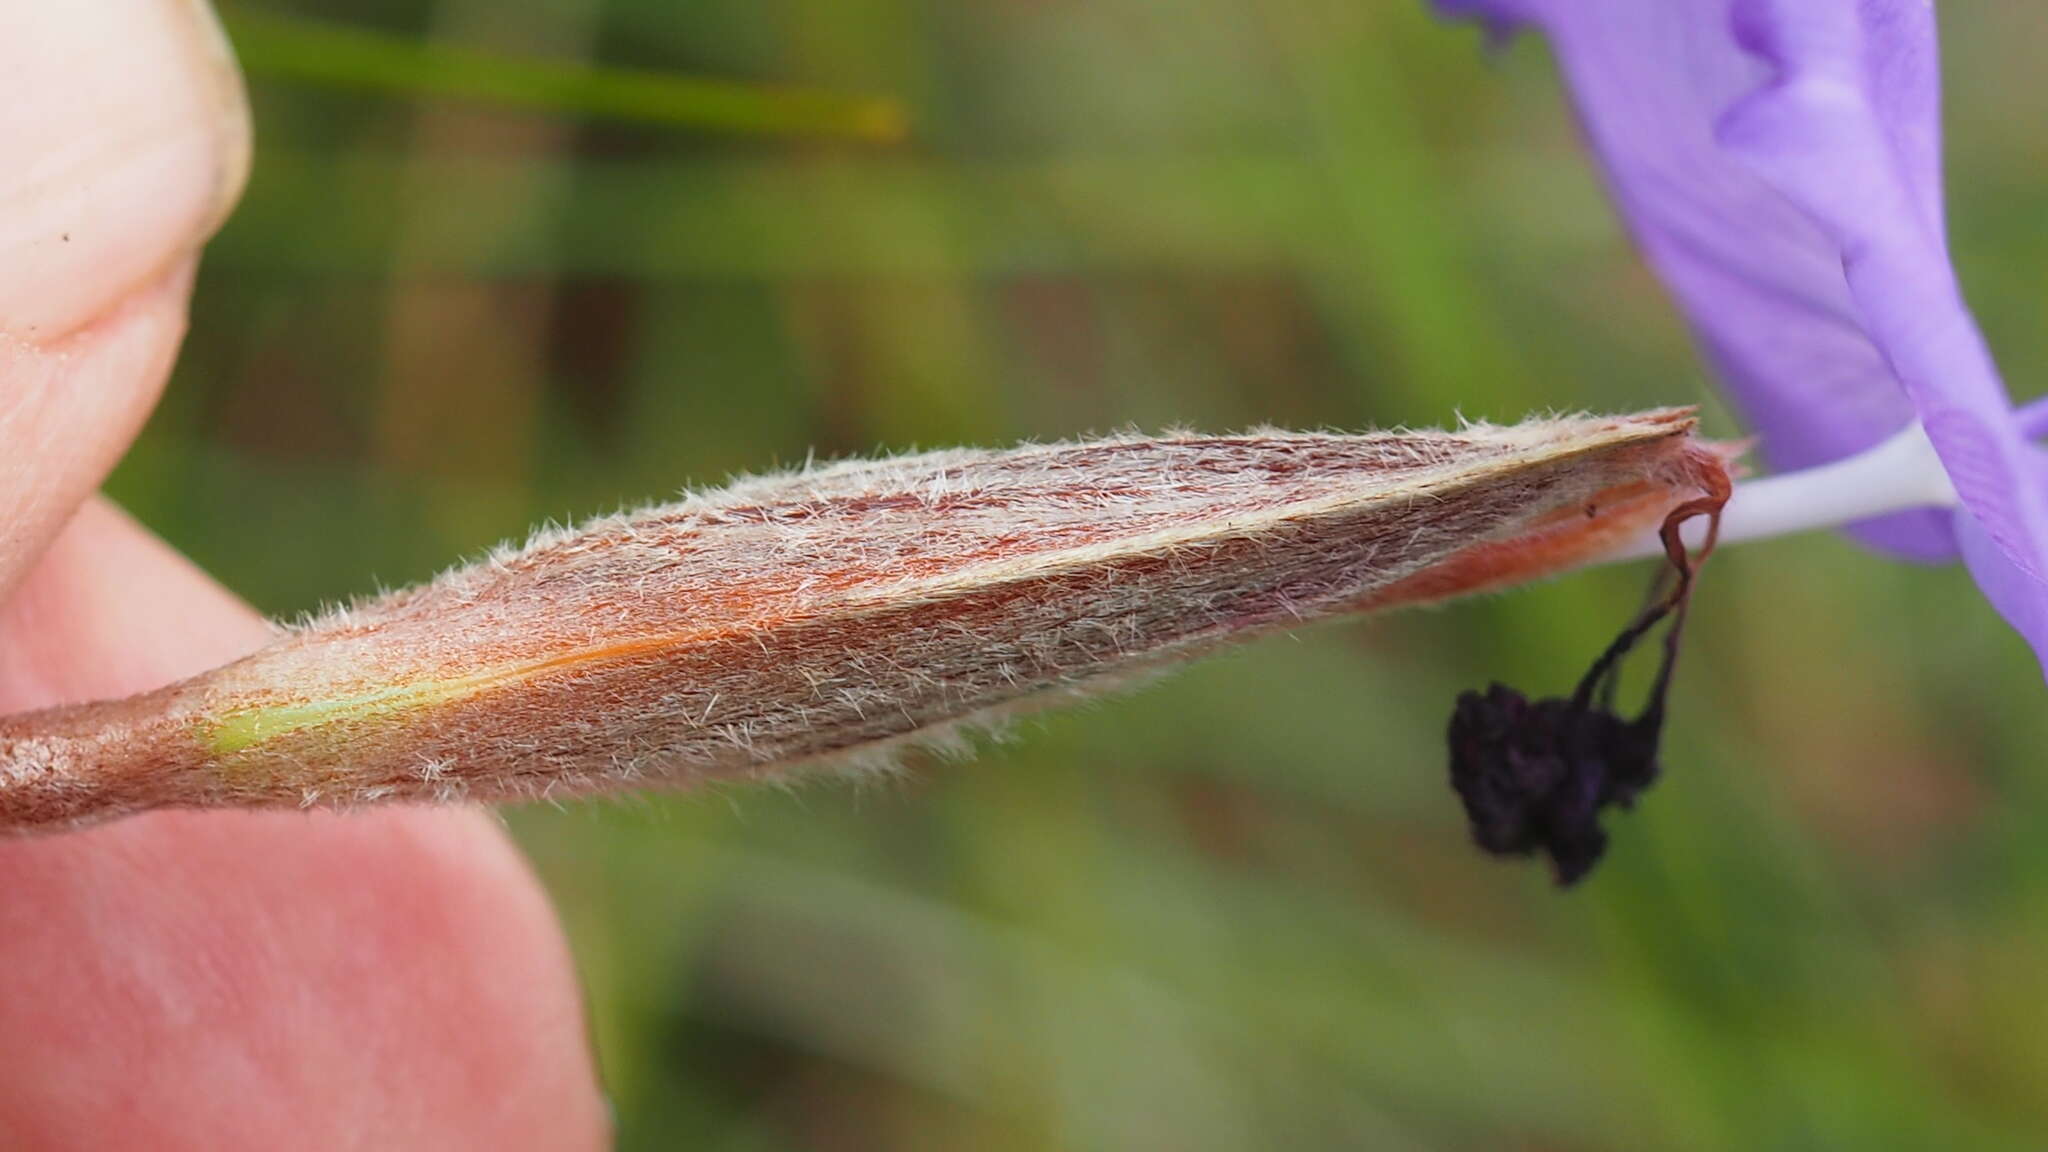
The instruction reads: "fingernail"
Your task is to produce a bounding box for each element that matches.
[0,0,252,342]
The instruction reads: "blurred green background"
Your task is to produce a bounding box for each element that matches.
[124,2,2048,1147]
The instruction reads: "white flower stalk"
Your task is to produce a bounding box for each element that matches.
[1608,422,1960,561]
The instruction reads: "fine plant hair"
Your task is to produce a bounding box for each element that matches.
[0,409,1731,833]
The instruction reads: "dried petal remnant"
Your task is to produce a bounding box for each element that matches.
[1449,684,1659,885]
[1447,477,1729,885]
[0,410,1730,832]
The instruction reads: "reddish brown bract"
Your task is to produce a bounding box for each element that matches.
[0,409,1730,832]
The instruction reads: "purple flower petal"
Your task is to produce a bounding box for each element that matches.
[1437,0,1944,555]
[1718,0,2048,665]
[1960,502,2048,679]
[1437,0,2048,672]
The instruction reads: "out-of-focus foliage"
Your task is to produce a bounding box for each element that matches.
[129,2,2048,1147]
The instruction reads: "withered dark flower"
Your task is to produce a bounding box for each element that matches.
[1448,478,1727,884]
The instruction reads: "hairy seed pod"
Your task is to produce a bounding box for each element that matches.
[0,409,1731,832]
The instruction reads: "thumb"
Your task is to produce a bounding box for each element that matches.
[0,0,250,596]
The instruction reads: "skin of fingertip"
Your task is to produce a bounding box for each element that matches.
[0,808,610,1150]
[0,505,610,1149]
[0,268,195,602]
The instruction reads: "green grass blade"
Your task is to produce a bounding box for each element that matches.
[220,8,907,142]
